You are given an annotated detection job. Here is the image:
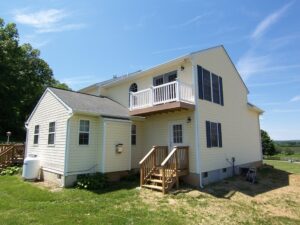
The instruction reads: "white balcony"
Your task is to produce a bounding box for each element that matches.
[129,80,195,114]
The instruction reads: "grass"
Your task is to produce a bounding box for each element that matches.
[0,162,299,225]
[264,160,300,174]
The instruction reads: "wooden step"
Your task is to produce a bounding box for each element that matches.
[147,179,163,184]
[142,184,163,191]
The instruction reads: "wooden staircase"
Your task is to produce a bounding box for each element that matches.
[0,144,25,170]
[140,146,189,194]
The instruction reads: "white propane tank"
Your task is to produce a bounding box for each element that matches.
[22,154,40,180]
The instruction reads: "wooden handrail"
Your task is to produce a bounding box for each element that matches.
[140,146,168,186]
[0,144,25,169]
[161,146,189,194]
[139,146,156,165]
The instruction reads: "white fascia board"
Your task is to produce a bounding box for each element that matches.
[26,88,73,125]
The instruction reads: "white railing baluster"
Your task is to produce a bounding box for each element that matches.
[129,80,195,110]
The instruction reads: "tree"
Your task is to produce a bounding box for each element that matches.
[261,130,276,156]
[0,18,70,142]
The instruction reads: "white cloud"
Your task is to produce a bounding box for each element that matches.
[251,2,293,39]
[152,45,199,55]
[237,53,271,79]
[248,78,300,87]
[271,109,300,113]
[170,13,212,28]
[290,95,300,102]
[60,75,99,90]
[13,8,85,33]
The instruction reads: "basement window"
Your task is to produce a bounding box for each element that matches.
[33,125,39,145]
[79,120,90,145]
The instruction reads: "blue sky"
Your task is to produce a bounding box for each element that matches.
[1,0,300,140]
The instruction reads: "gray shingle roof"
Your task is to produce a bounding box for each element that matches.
[49,87,129,119]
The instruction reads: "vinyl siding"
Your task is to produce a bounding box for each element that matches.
[131,121,144,169]
[26,91,70,173]
[103,119,131,172]
[192,47,261,172]
[66,115,102,174]
[142,110,196,173]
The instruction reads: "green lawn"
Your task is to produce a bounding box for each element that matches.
[0,163,300,225]
[264,160,300,174]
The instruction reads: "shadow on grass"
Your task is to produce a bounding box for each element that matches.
[70,173,140,195]
[201,165,291,198]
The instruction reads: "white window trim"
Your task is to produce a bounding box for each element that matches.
[48,121,56,146]
[33,125,40,146]
[79,120,90,146]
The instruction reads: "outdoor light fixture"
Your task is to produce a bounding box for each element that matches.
[187,117,191,123]
[6,131,11,144]
[181,66,185,71]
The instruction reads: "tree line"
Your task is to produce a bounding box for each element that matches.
[0,18,69,142]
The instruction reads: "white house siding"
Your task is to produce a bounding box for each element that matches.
[26,91,70,173]
[192,47,262,173]
[67,115,102,174]
[131,120,144,169]
[101,60,193,108]
[142,110,196,173]
[103,119,131,173]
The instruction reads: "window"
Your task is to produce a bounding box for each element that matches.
[48,122,55,145]
[129,83,138,106]
[212,73,220,104]
[203,69,212,101]
[206,121,222,148]
[203,172,208,178]
[131,124,136,145]
[198,66,224,106]
[33,125,39,144]
[173,124,183,144]
[222,168,227,173]
[153,71,177,86]
[79,120,90,145]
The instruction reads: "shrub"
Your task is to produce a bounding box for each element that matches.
[0,166,22,176]
[284,149,294,155]
[76,173,107,190]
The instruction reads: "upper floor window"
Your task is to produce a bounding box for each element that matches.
[129,83,138,93]
[33,125,39,145]
[131,124,136,145]
[206,121,222,148]
[198,65,224,106]
[48,122,56,145]
[153,71,177,86]
[79,120,90,145]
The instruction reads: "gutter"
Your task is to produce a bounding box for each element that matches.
[63,112,73,187]
[190,55,204,189]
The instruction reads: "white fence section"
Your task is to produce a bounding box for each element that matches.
[130,80,194,110]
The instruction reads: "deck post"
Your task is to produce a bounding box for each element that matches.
[175,149,179,189]
[162,168,166,194]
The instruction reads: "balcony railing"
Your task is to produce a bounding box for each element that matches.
[129,80,194,111]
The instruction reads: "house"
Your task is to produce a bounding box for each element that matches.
[24,45,263,192]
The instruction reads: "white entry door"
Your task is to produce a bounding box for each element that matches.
[169,121,184,151]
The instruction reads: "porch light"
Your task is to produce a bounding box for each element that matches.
[181,66,185,71]
[187,117,191,123]
[6,131,11,144]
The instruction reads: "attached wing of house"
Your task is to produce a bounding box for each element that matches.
[25,45,263,192]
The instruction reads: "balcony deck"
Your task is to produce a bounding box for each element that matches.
[129,80,195,116]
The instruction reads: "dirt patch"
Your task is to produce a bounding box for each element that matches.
[30,180,62,192]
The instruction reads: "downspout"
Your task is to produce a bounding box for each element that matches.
[190,56,204,188]
[24,123,29,158]
[63,112,73,187]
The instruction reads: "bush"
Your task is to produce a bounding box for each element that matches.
[76,173,107,190]
[0,166,22,176]
[284,149,294,155]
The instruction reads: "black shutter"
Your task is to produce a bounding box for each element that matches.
[206,121,211,148]
[212,73,220,104]
[203,69,212,101]
[197,66,203,99]
[219,77,224,106]
[218,123,222,147]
